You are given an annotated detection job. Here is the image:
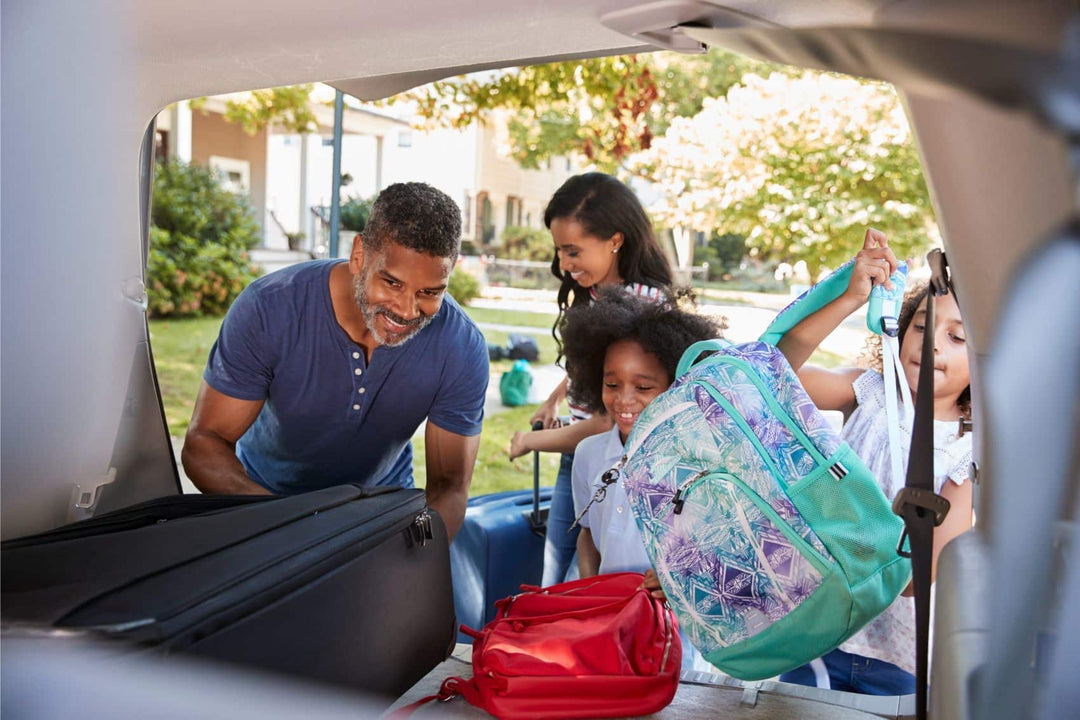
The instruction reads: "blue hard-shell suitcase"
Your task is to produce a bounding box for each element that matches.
[450,487,552,641]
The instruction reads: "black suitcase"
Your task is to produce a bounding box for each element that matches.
[1,484,455,699]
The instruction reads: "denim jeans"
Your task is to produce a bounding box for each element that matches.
[780,648,917,695]
[541,452,579,586]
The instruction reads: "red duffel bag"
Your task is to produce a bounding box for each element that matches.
[396,572,681,719]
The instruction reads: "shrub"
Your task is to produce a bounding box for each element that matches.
[448,267,481,307]
[497,225,552,261]
[148,160,261,318]
[340,195,375,233]
[693,231,748,280]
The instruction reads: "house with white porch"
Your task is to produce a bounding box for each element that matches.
[154,84,580,274]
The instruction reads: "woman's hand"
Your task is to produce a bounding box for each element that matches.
[529,399,562,430]
[844,228,899,305]
[509,431,533,461]
[640,568,667,601]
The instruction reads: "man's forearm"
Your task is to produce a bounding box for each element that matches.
[426,485,468,542]
[181,432,272,495]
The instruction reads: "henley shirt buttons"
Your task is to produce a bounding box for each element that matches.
[354,368,362,376]
[353,404,360,410]
[358,387,366,394]
[352,352,360,359]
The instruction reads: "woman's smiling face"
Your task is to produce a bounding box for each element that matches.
[551,217,622,289]
[601,339,670,443]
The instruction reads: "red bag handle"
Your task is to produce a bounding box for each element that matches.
[384,676,477,719]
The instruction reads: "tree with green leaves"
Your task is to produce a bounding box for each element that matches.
[191,85,318,135]
[392,50,783,172]
[632,71,938,277]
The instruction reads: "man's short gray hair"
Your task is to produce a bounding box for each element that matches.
[362,182,462,259]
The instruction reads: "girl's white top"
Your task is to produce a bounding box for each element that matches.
[571,423,717,673]
[839,369,972,674]
[571,425,652,575]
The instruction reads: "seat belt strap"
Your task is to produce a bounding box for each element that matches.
[892,248,952,720]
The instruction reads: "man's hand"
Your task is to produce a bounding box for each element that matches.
[424,422,481,542]
[183,382,272,495]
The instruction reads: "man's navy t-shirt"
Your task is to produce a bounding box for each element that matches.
[203,259,489,494]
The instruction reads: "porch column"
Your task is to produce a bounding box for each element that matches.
[672,225,692,269]
[167,100,192,162]
[298,134,310,240]
[375,135,384,192]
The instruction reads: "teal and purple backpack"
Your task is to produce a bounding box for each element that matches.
[621,266,911,680]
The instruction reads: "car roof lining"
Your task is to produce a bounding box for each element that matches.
[327,45,651,102]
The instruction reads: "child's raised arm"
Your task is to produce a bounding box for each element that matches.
[776,229,899,413]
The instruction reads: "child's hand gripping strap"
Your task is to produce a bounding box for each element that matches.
[866,261,908,336]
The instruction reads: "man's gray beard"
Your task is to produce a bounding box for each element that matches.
[352,271,433,347]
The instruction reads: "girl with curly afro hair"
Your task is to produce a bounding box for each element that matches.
[562,287,723,579]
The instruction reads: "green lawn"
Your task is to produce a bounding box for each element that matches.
[463,306,556,328]
[149,316,225,437]
[412,404,565,495]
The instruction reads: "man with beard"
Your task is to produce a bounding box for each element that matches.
[182,182,487,540]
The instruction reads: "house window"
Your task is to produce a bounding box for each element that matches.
[398,131,413,148]
[505,196,523,228]
[208,156,251,196]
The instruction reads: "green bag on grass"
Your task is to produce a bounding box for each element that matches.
[499,360,532,407]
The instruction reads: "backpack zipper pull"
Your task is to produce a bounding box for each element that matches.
[669,470,708,515]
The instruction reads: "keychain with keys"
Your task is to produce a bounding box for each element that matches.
[568,462,623,532]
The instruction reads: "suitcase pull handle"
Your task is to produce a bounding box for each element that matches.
[529,421,547,537]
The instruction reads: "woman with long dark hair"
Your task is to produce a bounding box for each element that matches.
[509,172,677,586]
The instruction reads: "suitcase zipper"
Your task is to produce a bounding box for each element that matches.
[407,510,435,547]
[76,491,430,635]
